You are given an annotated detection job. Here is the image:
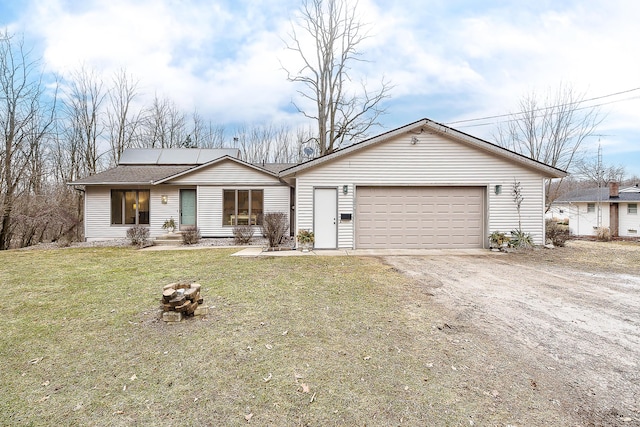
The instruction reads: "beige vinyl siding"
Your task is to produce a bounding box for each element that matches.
[85,186,175,241]
[197,186,290,237]
[150,187,181,234]
[294,131,548,248]
[169,160,289,237]
[168,159,277,185]
[85,187,118,241]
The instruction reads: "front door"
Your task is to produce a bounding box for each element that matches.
[314,188,337,249]
[180,189,196,227]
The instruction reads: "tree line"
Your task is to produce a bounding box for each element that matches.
[0,33,318,249]
[1,0,393,249]
[3,0,637,249]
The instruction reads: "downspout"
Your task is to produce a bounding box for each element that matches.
[72,186,86,242]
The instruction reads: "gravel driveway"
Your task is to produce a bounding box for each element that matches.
[384,244,640,426]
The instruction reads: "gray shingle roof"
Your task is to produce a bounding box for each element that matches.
[556,187,640,203]
[253,163,299,174]
[70,165,194,185]
[69,158,299,185]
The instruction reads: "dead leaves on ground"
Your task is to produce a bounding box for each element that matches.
[294,371,316,403]
[299,382,310,393]
[243,370,315,422]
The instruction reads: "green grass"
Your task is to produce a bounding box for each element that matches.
[0,247,568,426]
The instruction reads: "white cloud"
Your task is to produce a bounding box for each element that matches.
[2,0,639,174]
[18,0,297,122]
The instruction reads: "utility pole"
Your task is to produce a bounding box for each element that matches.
[596,142,603,228]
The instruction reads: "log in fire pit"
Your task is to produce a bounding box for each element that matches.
[160,282,208,322]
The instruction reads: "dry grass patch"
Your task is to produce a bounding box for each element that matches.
[510,239,640,275]
[0,246,575,426]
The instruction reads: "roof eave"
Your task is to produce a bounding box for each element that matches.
[280,118,567,179]
[67,181,155,186]
[423,120,568,179]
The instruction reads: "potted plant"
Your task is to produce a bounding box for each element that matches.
[162,217,177,233]
[296,229,314,252]
[489,231,509,251]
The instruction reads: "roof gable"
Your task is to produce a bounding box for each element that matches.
[280,119,567,179]
[154,156,280,184]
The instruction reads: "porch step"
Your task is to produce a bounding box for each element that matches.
[153,233,183,246]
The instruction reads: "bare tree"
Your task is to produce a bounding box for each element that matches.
[623,176,640,187]
[233,123,273,163]
[106,69,141,166]
[574,156,626,187]
[139,95,188,148]
[188,110,227,148]
[495,84,603,208]
[0,32,57,249]
[62,66,107,176]
[284,0,391,156]
[230,123,311,164]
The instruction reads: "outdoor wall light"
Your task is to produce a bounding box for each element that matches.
[494,185,502,195]
[410,136,419,145]
[161,195,168,204]
[343,185,348,195]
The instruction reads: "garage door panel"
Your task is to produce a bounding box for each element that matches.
[356,186,485,249]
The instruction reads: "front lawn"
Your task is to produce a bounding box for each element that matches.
[0,247,568,426]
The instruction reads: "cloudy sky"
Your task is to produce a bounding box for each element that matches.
[2,0,639,177]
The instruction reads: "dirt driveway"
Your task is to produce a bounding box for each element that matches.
[384,241,640,427]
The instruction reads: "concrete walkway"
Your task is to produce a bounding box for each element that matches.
[231,247,499,257]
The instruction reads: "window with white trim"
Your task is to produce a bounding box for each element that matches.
[587,203,595,213]
[628,203,638,214]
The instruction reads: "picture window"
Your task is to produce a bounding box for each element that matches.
[111,190,149,225]
[223,189,263,226]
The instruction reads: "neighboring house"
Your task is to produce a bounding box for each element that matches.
[70,118,566,248]
[549,182,640,238]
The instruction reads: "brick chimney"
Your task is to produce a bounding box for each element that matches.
[609,182,619,198]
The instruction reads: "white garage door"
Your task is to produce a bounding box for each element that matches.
[356,186,485,249]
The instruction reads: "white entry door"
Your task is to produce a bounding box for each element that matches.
[314,188,337,249]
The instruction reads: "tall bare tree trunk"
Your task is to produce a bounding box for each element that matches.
[284,0,391,156]
[107,69,140,166]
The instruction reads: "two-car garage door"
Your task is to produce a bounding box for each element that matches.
[356,186,485,249]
